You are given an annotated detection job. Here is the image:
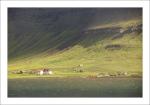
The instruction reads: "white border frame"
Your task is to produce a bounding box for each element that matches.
[0,1,150,105]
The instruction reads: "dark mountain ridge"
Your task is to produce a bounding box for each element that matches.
[8,8,142,59]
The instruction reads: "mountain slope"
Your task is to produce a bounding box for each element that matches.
[8,8,142,77]
[8,8,142,58]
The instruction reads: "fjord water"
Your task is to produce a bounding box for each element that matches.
[8,78,142,97]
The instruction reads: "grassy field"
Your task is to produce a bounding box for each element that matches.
[8,77,142,97]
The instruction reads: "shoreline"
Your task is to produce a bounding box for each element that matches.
[8,76,142,79]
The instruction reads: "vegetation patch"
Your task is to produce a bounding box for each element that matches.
[105,44,123,50]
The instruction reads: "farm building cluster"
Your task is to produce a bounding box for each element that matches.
[10,68,53,75]
[96,72,128,78]
[9,64,141,78]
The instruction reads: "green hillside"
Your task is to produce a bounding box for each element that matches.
[8,8,142,78]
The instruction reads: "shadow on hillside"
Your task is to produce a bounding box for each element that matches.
[8,8,142,59]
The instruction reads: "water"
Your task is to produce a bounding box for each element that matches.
[8,77,142,97]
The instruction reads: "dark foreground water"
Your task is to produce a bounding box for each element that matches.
[8,77,142,97]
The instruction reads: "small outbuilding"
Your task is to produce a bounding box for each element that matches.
[38,69,53,75]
